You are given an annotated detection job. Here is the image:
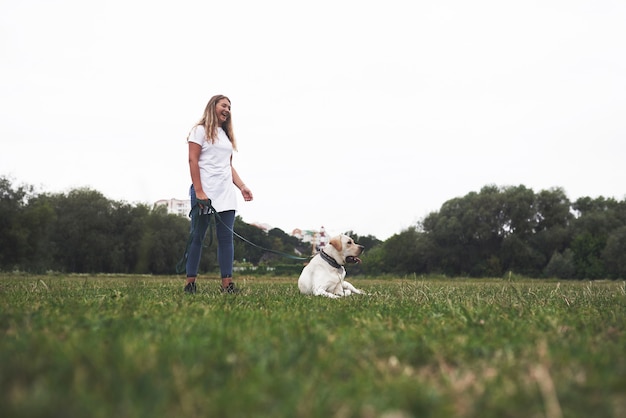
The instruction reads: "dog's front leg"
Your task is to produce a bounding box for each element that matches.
[313,287,341,298]
[342,281,365,295]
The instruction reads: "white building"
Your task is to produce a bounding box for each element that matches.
[154,198,191,217]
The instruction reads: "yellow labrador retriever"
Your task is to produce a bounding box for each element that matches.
[298,234,365,298]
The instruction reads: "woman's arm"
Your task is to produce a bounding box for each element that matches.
[188,142,209,201]
[231,160,253,202]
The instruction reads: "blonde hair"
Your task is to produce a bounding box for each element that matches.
[188,94,237,151]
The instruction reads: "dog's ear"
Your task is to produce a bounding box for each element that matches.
[328,236,342,252]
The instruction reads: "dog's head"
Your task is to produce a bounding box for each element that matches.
[326,234,364,265]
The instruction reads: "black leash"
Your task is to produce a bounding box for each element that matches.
[176,199,310,274]
[175,200,215,273]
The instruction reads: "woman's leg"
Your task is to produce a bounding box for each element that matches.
[215,210,236,290]
[185,185,210,291]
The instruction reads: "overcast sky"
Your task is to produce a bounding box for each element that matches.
[2,0,625,240]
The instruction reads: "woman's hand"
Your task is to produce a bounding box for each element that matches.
[240,185,253,202]
[196,190,209,201]
[195,189,210,209]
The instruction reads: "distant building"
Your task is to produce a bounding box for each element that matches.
[292,226,328,254]
[154,198,191,217]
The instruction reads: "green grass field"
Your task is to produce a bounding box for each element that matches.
[1,274,625,418]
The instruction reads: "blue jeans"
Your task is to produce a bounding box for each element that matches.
[186,185,235,279]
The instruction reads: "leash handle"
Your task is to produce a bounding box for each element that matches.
[195,199,214,216]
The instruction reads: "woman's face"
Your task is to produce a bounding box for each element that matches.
[215,98,231,126]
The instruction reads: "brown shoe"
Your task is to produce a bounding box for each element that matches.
[221,283,239,294]
[184,282,197,294]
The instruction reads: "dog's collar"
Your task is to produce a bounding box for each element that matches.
[320,249,342,269]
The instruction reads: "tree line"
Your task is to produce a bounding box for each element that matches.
[0,177,311,275]
[1,177,624,278]
[361,184,626,279]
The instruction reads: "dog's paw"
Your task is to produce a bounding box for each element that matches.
[316,290,340,298]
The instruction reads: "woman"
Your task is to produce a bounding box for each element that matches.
[184,95,253,294]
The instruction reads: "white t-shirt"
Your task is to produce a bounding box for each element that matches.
[188,125,237,213]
